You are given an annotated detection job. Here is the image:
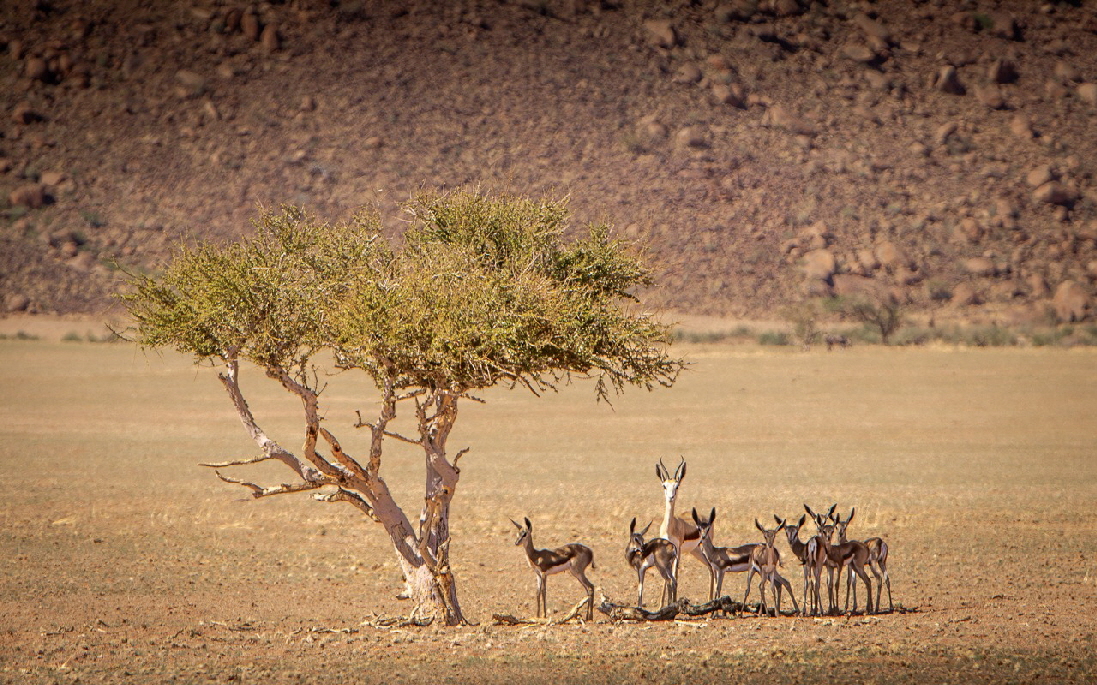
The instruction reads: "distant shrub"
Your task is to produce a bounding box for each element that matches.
[0,331,40,341]
[758,331,790,346]
[62,331,83,342]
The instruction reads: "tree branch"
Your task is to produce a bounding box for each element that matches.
[199,454,273,468]
[214,470,328,499]
[313,487,379,521]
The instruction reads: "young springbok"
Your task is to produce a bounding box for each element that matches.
[511,517,595,620]
[805,506,874,614]
[833,508,892,613]
[750,518,799,617]
[691,507,759,603]
[781,514,824,616]
[625,518,678,608]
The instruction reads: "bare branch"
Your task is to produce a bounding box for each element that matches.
[313,488,379,521]
[199,454,273,468]
[213,470,327,499]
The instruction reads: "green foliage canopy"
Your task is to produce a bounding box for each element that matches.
[121,190,683,399]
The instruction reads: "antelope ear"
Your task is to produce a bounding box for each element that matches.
[629,517,637,534]
[778,518,787,531]
[848,507,856,523]
[798,514,806,527]
[655,463,663,480]
[524,517,532,530]
[774,514,783,526]
[827,503,837,520]
[709,507,716,523]
[804,504,815,517]
[755,518,764,532]
[691,507,700,524]
[510,518,522,530]
[640,520,653,537]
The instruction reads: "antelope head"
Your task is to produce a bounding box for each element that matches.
[511,517,532,546]
[656,456,687,502]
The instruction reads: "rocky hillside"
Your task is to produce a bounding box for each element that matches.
[2,0,1096,324]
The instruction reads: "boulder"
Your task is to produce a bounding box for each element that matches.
[1078,83,1097,106]
[973,84,1005,109]
[763,105,817,136]
[9,183,48,209]
[934,65,965,95]
[4,293,30,313]
[963,257,996,277]
[988,59,1019,84]
[953,217,984,244]
[1052,280,1089,322]
[832,273,881,298]
[643,20,678,49]
[951,282,982,306]
[801,249,836,281]
[1010,114,1034,139]
[1033,182,1076,206]
[712,83,746,108]
[1026,165,1055,187]
[875,241,910,270]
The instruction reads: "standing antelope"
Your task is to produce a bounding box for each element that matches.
[805,507,875,614]
[804,503,840,613]
[691,507,760,603]
[750,518,799,617]
[833,508,892,613]
[511,517,595,620]
[625,518,678,608]
[655,457,707,591]
[782,514,824,616]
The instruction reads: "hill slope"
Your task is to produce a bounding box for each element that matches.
[2,0,1096,323]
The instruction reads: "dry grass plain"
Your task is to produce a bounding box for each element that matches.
[1,340,1096,684]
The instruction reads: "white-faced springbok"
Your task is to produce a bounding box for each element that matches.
[805,506,874,614]
[750,518,799,617]
[691,507,760,603]
[804,503,840,612]
[511,517,595,620]
[655,457,707,590]
[625,518,678,608]
[781,513,824,616]
[833,508,892,613]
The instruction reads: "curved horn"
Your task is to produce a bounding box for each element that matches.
[675,456,686,481]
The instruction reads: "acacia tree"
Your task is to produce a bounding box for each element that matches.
[119,190,684,625]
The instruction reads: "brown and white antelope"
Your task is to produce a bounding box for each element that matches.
[805,505,875,614]
[691,507,760,603]
[625,518,678,608]
[804,503,840,612]
[782,514,825,616]
[833,508,892,613]
[511,517,596,620]
[655,457,707,588]
[750,518,799,617]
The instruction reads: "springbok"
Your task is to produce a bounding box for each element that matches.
[750,518,799,617]
[655,457,707,590]
[805,507,874,614]
[833,508,892,613]
[691,507,760,603]
[804,503,840,612]
[781,514,824,616]
[511,517,595,620]
[625,518,678,608]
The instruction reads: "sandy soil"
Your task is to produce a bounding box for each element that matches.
[1,341,1095,683]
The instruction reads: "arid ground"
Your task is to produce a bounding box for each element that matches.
[1,337,1096,683]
